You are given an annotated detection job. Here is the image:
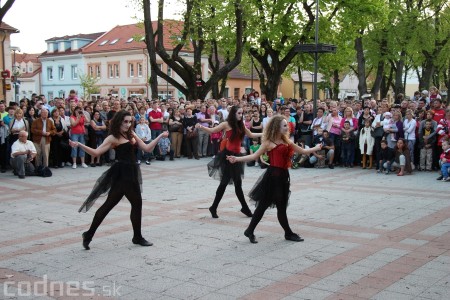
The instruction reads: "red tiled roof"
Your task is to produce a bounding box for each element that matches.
[45,32,105,42]
[19,67,41,79]
[12,53,40,64]
[82,20,188,54]
[0,22,19,33]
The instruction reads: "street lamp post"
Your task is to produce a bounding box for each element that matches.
[293,0,336,117]
[11,46,21,103]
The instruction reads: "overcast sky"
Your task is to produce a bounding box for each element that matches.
[3,0,180,54]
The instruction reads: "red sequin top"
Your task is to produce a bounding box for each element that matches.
[268,143,294,169]
[225,130,242,153]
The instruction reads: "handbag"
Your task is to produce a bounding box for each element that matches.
[186,129,198,139]
[169,123,182,132]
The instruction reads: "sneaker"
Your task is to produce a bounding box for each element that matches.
[72,164,77,169]
[60,163,65,168]
[81,163,88,168]
[376,169,381,173]
[442,177,450,182]
[385,170,390,175]
[328,164,334,169]
[436,175,443,180]
[145,160,151,165]
[137,160,141,165]
[66,162,72,166]
[255,163,260,167]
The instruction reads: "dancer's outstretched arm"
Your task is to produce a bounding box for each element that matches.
[196,121,228,134]
[227,141,269,164]
[69,135,115,157]
[291,142,322,155]
[133,131,169,152]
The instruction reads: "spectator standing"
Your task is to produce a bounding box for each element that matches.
[31,108,56,168]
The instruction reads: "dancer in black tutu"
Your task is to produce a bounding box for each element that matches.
[227,115,321,243]
[196,106,262,218]
[69,110,168,250]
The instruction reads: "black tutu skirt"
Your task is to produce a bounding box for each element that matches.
[78,161,142,212]
[249,166,290,208]
[207,149,244,184]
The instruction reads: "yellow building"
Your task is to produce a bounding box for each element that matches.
[0,22,19,103]
[280,71,326,100]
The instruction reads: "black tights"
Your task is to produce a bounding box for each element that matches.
[211,168,250,212]
[246,199,293,235]
[85,182,143,239]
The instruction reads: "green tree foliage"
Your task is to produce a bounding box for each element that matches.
[79,73,100,101]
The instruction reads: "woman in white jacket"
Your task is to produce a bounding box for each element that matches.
[403,109,416,168]
[135,116,152,164]
[359,118,375,169]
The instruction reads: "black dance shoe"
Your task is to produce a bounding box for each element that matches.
[285,233,304,242]
[132,237,153,246]
[244,230,258,244]
[82,232,92,250]
[209,207,219,218]
[240,207,253,217]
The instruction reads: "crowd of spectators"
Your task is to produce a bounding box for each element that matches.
[0,87,449,181]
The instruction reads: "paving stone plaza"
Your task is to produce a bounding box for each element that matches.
[0,158,449,299]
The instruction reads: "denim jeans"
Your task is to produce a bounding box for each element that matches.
[70,133,85,158]
[441,162,450,178]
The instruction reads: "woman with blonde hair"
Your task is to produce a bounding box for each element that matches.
[227,115,321,243]
[9,108,29,145]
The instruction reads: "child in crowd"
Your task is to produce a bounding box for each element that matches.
[243,113,252,153]
[156,134,171,161]
[418,120,436,171]
[247,138,261,167]
[359,119,375,169]
[210,121,222,157]
[341,121,355,168]
[379,139,395,174]
[438,140,450,181]
[382,112,392,132]
[135,115,152,165]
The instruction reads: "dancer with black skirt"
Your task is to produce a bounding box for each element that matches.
[227,115,321,243]
[196,105,262,218]
[69,110,168,250]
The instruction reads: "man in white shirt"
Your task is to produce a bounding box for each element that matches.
[10,131,37,179]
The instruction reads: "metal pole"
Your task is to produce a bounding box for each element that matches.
[313,0,319,118]
[250,56,254,91]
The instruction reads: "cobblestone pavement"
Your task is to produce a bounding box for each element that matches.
[0,158,449,299]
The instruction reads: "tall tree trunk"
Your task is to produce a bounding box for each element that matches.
[419,55,435,91]
[332,70,340,101]
[0,0,15,24]
[143,0,245,101]
[393,51,405,97]
[354,36,368,98]
[380,66,394,99]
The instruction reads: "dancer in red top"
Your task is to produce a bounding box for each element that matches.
[227,115,321,243]
[196,106,262,218]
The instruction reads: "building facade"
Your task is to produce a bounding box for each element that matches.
[0,22,19,103]
[13,53,41,100]
[39,32,104,100]
[82,23,209,101]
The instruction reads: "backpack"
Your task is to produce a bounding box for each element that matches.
[36,166,52,177]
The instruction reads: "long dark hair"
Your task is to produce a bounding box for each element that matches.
[109,110,132,139]
[228,105,245,141]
